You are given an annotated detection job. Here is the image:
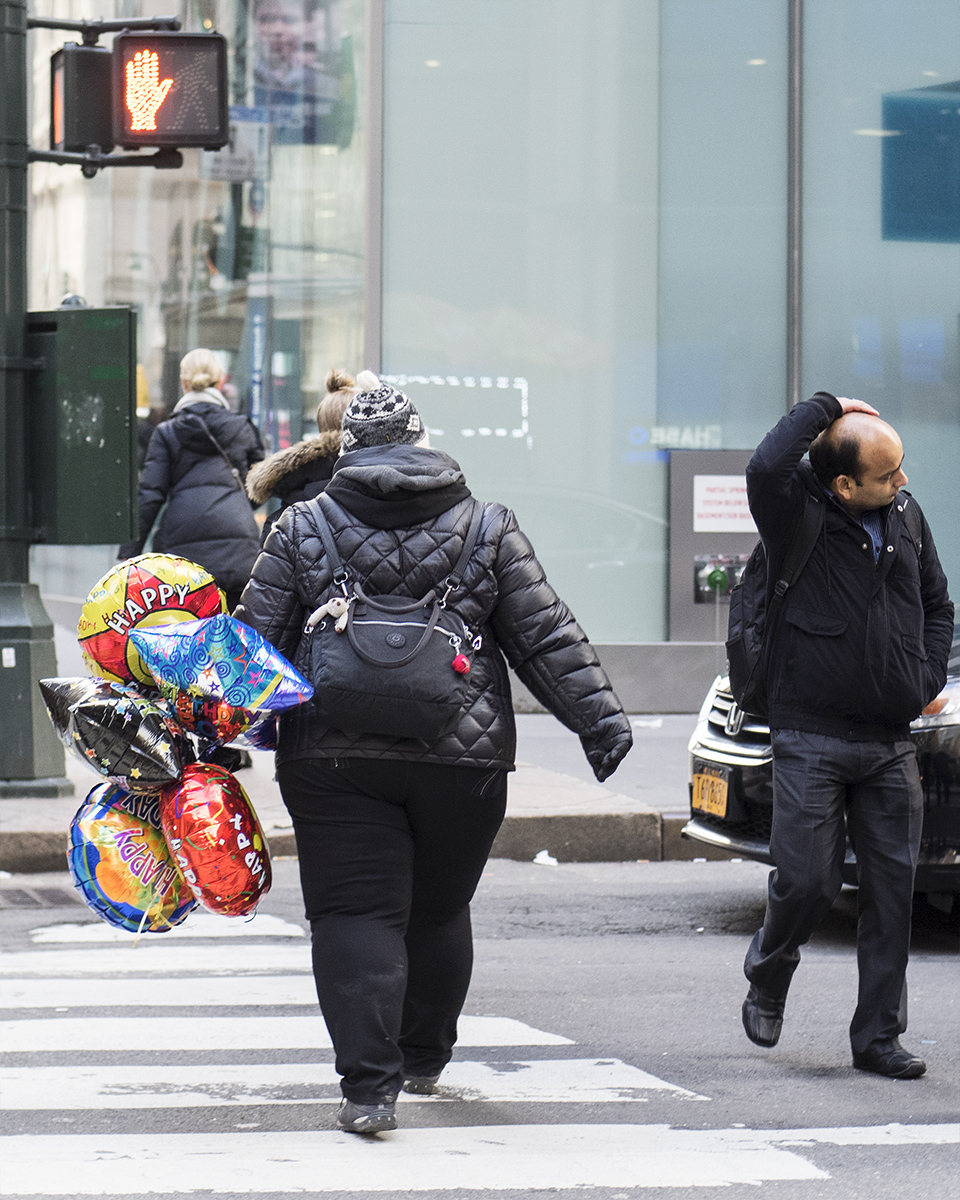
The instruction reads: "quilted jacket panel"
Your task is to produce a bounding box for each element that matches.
[235,482,631,776]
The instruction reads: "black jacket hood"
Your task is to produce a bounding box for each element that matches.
[326,444,472,528]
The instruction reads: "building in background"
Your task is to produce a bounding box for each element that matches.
[28,0,960,709]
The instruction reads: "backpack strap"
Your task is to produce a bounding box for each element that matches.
[311,495,484,604]
[898,492,923,561]
[440,502,483,607]
[769,496,824,611]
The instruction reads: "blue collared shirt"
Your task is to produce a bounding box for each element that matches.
[860,508,884,562]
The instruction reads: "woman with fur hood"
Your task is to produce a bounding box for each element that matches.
[245,368,356,542]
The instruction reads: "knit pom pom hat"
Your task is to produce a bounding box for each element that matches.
[340,370,426,451]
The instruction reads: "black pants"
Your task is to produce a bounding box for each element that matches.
[743,729,922,1056]
[278,757,508,1104]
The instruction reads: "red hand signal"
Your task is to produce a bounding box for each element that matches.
[125,49,173,132]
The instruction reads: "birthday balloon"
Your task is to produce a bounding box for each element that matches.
[131,613,313,712]
[159,763,272,917]
[78,555,225,687]
[39,676,187,792]
[227,712,278,751]
[68,781,196,933]
[163,689,255,744]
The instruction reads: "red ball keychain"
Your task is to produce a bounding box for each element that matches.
[451,654,471,675]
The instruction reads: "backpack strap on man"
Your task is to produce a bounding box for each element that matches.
[770,497,823,608]
[898,491,923,561]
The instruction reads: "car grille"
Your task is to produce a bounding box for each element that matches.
[700,680,771,758]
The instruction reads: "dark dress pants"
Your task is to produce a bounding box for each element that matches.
[743,730,922,1056]
[278,757,508,1104]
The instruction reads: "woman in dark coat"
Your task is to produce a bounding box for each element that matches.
[122,349,264,610]
[244,368,355,542]
[235,372,632,1134]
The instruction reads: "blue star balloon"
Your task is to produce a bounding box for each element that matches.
[130,614,313,713]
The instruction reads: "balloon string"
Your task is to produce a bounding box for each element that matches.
[131,902,151,949]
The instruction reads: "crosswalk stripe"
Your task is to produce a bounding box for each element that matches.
[2,975,319,1008]
[28,913,305,943]
[1,1124,954,1194]
[0,1014,573,1052]
[0,1058,704,1109]
[0,944,311,977]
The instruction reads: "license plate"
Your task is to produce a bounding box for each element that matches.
[691,765,729,818]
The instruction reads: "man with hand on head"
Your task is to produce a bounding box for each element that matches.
[740,391,953,1079]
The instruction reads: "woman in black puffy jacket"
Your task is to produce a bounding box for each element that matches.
[121,349,264,610]
[235,372,632,1134]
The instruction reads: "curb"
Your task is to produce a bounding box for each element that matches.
[0,815,735,874]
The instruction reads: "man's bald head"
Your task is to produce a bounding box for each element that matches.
[810,413,907,514]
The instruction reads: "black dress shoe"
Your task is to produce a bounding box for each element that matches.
[742,985,786,1047]
[852,1040,926,1079]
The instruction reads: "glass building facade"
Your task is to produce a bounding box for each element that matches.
[28,0,959,703]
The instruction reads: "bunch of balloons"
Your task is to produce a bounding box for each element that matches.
[42,555,313,935]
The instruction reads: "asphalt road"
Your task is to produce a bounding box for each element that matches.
[1,858,957,1200]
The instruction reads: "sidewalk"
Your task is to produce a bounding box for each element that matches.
[1,607,732,871]
[0,713,733,873]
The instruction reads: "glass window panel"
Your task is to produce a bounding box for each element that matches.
[383,0,663,642]
[803,0,960,588]
[658,0,788,451]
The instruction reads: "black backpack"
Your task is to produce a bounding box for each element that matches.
[726,492,925,717]
[303,498,484,742]
[725,499,823,718]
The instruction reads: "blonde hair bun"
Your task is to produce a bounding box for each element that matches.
[325,368,355,395]
[179,348,224,392]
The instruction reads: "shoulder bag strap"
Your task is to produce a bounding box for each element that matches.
[193,414,245,494]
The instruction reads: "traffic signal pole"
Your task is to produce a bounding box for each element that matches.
[0,0,71,793]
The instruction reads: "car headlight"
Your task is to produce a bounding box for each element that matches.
[914,681,960,728]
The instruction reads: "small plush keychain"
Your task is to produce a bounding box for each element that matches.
[451,653,471,674]
[305,596,350,632]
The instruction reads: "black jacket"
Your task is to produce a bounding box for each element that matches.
[235,444,632,778]
[749,393,954,739]
[123,397,265,593]
[244,430,339,544]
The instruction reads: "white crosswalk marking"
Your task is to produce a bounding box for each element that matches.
[0,1058,702,1109]
[1,1014,572,1052]
[3,932,955,1195]
[28,913,305,943]
[2,1125,958,1195]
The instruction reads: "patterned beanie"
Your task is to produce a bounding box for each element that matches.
[340,371,425,451]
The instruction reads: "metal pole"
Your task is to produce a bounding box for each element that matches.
[0,0,71,795]
[786,0,803,411]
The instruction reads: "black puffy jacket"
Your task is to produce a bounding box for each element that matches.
[123,396,265,593]
[750,393,954,739]
[235,444,632,779]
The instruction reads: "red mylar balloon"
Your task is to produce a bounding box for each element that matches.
[159,763,271,917]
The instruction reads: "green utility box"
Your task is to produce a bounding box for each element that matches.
[25,306,138,544]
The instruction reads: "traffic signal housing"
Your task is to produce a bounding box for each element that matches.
[51,44,114,152]
[112,31,228,150]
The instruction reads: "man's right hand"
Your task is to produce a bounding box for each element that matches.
[837,396,880,416]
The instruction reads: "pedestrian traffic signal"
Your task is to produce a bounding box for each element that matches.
[112,32,228,150]
[50,44,114,153]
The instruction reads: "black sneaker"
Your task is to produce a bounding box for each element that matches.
[402,1074,442,1095]
[336,1096,398,1134]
